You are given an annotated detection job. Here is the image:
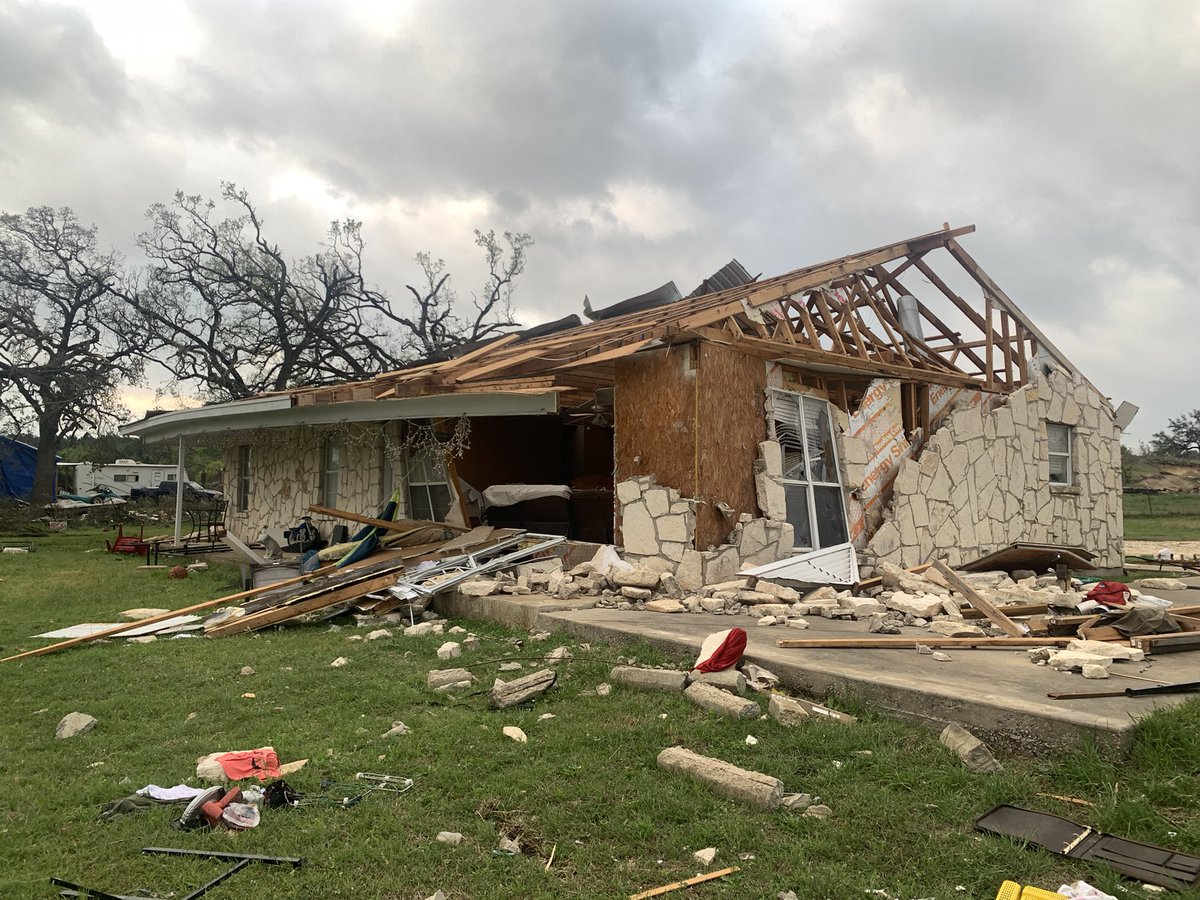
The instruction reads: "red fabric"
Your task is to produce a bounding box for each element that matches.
[695,627,747,673]
[1087,581,1130,607]
[215,747,281,781]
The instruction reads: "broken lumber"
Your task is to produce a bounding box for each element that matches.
[930,561,1025,637]
[656,747,783,810]
[489,668,557,709]
[0,563,337,663]
[629,866,741,900]
[206,569,405,637]
[776,636,1072,649]
[307,504,467,534]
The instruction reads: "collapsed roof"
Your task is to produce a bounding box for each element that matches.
[293,224,1078,411]
[122,224,1083,441]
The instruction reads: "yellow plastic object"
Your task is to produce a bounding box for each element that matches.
[995,883,1066,900]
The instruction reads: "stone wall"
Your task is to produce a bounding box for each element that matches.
[617,471,794,592]
[221,425,389,542]
[860,370,1123,569]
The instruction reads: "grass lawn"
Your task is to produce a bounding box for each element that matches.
[1124,491,1200,542]
[1,530,1199,899]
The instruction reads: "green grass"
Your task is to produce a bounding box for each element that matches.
[1123,491,1200,542]
[1,530,1199,899]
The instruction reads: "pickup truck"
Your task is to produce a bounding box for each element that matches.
[129,480,224,502]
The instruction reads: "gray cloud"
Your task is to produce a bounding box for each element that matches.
[0,0,1196,445]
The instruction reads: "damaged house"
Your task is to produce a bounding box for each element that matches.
[120,225,1126,585]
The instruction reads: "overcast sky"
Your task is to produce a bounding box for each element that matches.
[2,0,1196,446]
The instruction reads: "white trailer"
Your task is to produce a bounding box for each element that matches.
[59,459,190,497]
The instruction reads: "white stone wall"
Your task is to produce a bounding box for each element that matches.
[617,473,794,592]
[222,425,388,542]
[861,370,1123,569]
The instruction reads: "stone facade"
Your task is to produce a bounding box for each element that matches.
[221,425,390,542]
[617,473,794,591]
[860,370,1123,569]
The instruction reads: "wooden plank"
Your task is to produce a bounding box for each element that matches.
[629,866,741,900]
[1128,632,1200,655]
[307,505,467,534]
[944,237,1080,378]
[0,564,338,663]
[776,637,1072,649]
[207,570,405,637]
[552,336,659,370]
[930,561,1025,637]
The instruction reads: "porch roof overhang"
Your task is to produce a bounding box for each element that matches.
[118,391,561,444]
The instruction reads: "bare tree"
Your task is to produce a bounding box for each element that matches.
[0,207,147,502]
[138,184,534,399]
[137,184,412,400]
[399,229,534,359]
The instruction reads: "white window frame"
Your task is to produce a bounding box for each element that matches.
[322,436,341,508]
[405,451,452,523]
[769,389,849,551]
[237,445,252,511]
[1047,422,1073,485]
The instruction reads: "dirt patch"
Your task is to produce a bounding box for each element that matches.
[1126,540,1200,559]
[476,797,546,857]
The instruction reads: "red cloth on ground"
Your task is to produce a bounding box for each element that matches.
[694,627,748,673]
[215,747,281,781]
[1086,581,1130,607]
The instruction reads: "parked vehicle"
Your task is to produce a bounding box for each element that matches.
[129,480,223,502]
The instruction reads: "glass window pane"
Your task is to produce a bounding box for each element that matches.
[803,396,836,483]
[814,485,849,547]
[428,484,452,521]
[1049,455,1070,484]
[784,483,813,549]
[1047,424,1069,454]
[409,485,432,521]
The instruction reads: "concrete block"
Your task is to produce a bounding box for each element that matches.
[657,746,783,810]
[613,568,661,589]
[767,695,809,727]
[684,682,761,719]
[622,502,659,555]
[610,665,688,692]
[688,669,747,694]
[939,723,1003,773]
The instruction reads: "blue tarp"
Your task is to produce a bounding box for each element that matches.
[0,436,56,501]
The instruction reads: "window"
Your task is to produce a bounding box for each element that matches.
[1047,422,1073,485]
[770,390,849,550]
[237,445,252,511]
[406,453,452,522]
[166,473,177,482]
[114,474,130,483]
[322,437,341,507]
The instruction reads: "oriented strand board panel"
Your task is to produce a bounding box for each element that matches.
[614,345,699,544]
[696,342,767,547]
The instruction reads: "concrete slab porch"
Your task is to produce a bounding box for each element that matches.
[432,591,1200,755]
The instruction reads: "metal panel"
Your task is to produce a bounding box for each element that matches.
[739,542,859,584]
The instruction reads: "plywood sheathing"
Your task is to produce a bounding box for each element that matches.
[614,343,767,550]
[696,343,768,547]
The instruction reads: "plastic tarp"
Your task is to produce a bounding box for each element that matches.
[0,436,53,502]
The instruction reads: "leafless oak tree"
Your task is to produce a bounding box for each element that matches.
[0,207,147,502]
[138,184,534,399]
[399,229,533,359]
